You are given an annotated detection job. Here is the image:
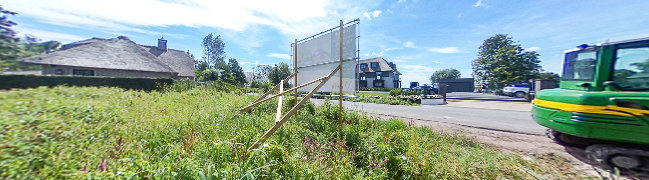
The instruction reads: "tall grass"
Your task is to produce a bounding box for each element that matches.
[1,86,570,179]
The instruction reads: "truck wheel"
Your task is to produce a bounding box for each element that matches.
[548,130,590,147]
[514,91,525,98]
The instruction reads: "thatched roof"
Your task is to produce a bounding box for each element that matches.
[358,57,402,75]
[23,37,195,77]
[140,46,195,77]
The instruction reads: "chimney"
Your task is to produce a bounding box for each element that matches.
[157,37,167,50]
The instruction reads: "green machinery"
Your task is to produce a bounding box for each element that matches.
[532,37,649,175]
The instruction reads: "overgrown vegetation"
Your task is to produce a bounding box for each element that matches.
[0,74,173,90]
[0,86,576,179]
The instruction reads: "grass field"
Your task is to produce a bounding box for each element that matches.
[0,86,578,179]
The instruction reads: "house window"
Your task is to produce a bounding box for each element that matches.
[371,62,379,68]
[73,69,95,76]
[360,63,367,69]
[359,73,366,80]
[381,71,389,77]
[373,80,384,88]
[54,69,65,75]
[376,72,383,80]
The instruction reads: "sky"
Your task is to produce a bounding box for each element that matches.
[5,0,649,85]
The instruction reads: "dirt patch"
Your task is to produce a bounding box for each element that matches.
[368,113,629,179]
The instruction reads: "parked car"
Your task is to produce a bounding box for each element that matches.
[502,84,530,98]
[412,85,438,94]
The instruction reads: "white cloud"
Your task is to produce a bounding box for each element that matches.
[267,53,291,60]
[527,46,541,51]
[4,0,377,37]
[404,41,416,48]
[428,47,460,54]
[362,10,382,20]
[16,27,85,43]
[472,0,484,7]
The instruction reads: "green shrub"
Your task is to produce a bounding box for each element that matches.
[0,75,173,91]
[359,87,395,91]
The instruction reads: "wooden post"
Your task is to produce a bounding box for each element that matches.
[276,80,284,123]
[294,39,298,102]
[238,75,326,113]
[338,20,343,125]
[248,66,341,150]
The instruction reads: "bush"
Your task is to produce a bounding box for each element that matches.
[359,87,395,91]
[0,75,173,91]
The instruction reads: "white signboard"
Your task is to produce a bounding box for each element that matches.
[296,23,357,93]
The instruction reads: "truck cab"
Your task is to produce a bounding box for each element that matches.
[532,37,649,145]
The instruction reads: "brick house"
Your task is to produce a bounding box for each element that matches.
[358,57,401,88]
[22,36,195,80]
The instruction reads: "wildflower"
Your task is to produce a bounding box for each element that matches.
[98,159,107,172]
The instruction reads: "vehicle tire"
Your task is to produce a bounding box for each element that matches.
[548,130,590,147]
[514,91,525,98]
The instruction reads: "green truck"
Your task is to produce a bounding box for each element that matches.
[532,37,649,175]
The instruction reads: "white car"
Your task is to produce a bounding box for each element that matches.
[502,84,530,98]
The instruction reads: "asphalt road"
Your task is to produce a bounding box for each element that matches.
[310,98,546,135]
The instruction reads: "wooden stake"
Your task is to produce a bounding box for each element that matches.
[276,80,284,123]
[248,66,341,150]
[251,72,296,104]
[238,76,326,113]
[339,20,343,125]
[294,39,298,102]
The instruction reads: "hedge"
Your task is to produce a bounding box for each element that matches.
[0,75,174,91]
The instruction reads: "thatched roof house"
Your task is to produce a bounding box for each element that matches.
[22,36,195,80]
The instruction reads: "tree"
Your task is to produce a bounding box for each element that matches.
[536,72,560,80]
[0,7,59,71]
[268,63,291,87]
[228,58,247,86]
[472,34,541,89]
[430,68,461,83]
[201,33,225,68]
[0,5,20,71]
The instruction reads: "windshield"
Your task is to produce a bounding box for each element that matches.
[562,47,598,81]
[614,45,649,90]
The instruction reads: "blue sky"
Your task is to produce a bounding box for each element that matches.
[5,0,649,85]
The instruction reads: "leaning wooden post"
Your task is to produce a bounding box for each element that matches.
[338,20,343,125]
[294,39,299,102]
[276,80,284,123]
[248,66,341,150]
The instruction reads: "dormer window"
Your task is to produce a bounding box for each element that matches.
[371,62,378,68]
[360,63,367,69]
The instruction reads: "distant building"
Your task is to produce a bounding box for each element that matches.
[358,57,401,88]
[22,36,195,80]
[437,78,475,92]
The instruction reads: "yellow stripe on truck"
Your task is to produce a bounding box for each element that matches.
[531,99,649,117]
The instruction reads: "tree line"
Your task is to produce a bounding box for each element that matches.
[429,34,559,90]
[194,33,291,89]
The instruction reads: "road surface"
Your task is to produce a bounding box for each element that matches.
[310,98,546,135]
